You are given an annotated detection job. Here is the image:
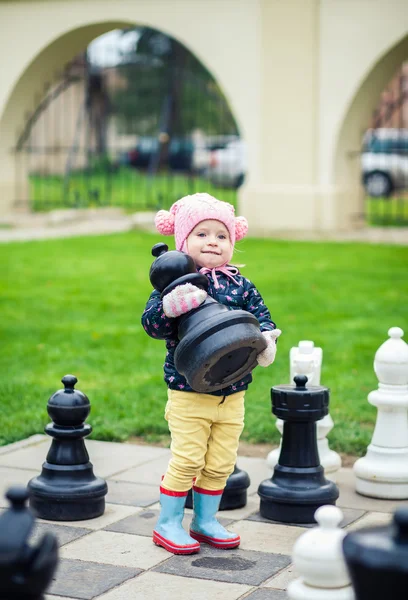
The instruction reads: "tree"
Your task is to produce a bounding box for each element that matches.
[111,27,238,139]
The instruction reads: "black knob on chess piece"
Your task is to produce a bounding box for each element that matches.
[0,486,58,600]
[258,375,339,523]
[150,243,267,393]
[343,506,408,599]
[186,464,251,510]
[28,375,108,521]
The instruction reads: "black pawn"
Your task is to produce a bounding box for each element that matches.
[258,375,339,523]
[0,486,58,600]
[343,506,408,599]
[185,464,251,510]
[28,375,108,521]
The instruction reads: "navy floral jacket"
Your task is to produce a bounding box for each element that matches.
[141,269,277,397]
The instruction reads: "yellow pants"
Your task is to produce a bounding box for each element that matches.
[162,389,245,492]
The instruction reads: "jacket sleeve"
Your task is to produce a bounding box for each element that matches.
[242,279,277,332]
[141,290,178,340]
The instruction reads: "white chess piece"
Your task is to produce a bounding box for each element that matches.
[267,341,341,480]
[288,505,355,599]
[354,327,408,499]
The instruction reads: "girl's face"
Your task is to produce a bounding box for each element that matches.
[186,219,232,268]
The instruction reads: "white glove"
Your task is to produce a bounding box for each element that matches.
[257,329,282,367]
[162,283,207,318]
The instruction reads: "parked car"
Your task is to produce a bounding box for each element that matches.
[127,136,194,171]
[206,139,247,188]
[362,128,408,197]
[191,134,240,173]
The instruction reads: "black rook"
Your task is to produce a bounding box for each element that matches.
[258,375,339,523]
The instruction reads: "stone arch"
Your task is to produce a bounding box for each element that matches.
[0,18,243,212]
[333,32,408,227]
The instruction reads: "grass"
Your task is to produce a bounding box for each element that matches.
[1,231,407,455]
[30,169,408,226]
[29,167,238,212]
[366,195,408,226]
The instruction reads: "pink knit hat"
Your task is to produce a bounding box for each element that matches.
[155,193,248,252]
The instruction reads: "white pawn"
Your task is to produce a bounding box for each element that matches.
[288,505,355,600]
[354,327,408,499]
[267,341,342,480]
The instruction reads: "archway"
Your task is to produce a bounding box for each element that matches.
[333,33,408,228]
[0,20,243,214]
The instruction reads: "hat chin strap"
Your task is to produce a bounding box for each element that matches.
[199,262,239,289]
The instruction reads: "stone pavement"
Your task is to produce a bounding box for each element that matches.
[1,208,408,245]
[0,435,405,599]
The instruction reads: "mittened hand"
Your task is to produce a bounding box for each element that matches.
[162,283,207,318]
[257,329,282,367]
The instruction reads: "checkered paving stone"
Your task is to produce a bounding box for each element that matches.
[105,479,159,507]
[152,544,291,586]
[92,571,253,600]
[231,520,306,555]
[60,530,171,570]
[47,558,141,599]
[112,454,171,485]
[0,466,39,506]
[263,564,298,591]
[246,506,366,528]
[104,508,234,537]
[30,522,92,547]
[245,589,288,599]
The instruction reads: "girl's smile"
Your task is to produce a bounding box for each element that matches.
[186,219,233,268]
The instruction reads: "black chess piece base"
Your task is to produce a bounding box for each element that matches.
[258,376,339,524]
[258,464,338,523]
[186,465,250,510]
[29,461,107,521]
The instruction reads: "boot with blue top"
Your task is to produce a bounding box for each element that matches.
[153,488,200,555]
[189,486,241,549]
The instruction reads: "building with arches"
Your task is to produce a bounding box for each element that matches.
[0,0,407,232]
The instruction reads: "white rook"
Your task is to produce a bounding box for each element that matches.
[288,505,355,600]
[354,327,408,499]
[267,341,341,480]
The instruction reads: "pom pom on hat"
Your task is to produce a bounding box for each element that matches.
[154,192,248,251]
[155,210,175,235]
[235,216,248,241]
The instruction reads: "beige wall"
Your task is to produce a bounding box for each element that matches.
[319,0,408,229]
[241,0,320,232]
[0,0,407,231]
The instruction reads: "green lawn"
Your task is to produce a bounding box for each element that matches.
[30,169,408,226]
[366,195,408,226]
[29,168,238,212]
[1,231,407,455]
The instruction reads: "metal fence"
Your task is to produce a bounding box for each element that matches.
[13,41,243,213]
[361,128,408,226]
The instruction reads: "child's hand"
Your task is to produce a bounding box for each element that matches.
[162,283,207,318]
[257,329,282,367]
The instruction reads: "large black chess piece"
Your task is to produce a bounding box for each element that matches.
[258,375,339,523]
[343,506,408,599]
[0,486,58,600]
[185,464,251,510]
[28,375,108,521]
[149,243,267,393]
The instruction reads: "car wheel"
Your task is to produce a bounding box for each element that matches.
[364,170,393,198]
[234,173,245,189]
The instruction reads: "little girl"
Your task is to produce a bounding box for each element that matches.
[142,193,280,555]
